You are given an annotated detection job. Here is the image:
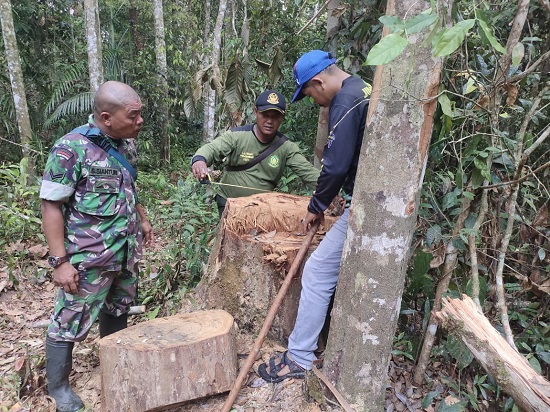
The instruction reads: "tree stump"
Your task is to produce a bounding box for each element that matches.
[193,193,337,342]
[99,309,237,412]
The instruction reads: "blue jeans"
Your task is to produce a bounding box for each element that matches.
[288,208,349,369]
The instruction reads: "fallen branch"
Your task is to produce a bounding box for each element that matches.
[433,295,550,412]
[312,364,355,412]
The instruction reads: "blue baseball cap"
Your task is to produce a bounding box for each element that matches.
[292,50,336,102]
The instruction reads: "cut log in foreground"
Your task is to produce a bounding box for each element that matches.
[99,309,237,412]
[193,192,337,341]
[433,295,550,412]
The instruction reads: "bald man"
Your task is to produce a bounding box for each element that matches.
[40,81,152,412]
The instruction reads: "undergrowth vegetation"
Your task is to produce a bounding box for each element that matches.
[1,156,548,411]
[135,171,218,317]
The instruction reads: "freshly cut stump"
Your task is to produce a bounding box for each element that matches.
[193,192,338,342]
[99,309,237,412]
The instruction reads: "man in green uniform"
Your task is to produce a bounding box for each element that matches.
[40,81,153,412]
[191,89,319,214]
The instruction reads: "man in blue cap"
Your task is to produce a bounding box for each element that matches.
[258,50,372,382]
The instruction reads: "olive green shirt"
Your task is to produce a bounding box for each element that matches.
[193,125,319,199]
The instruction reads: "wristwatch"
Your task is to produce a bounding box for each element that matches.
[47,255,69,268]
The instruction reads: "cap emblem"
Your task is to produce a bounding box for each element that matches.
[267,93,280,105]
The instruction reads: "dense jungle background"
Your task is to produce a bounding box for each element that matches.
[0,0,549,411]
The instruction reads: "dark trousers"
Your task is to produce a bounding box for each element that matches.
[215,194,227,217]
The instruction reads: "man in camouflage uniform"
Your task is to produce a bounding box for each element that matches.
[40,81,153,412]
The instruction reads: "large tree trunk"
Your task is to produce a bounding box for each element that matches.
[322,0,446,409]
[0,0,34,180]
[153,0,171,165]
[434,295,550,412]
[202,0,228,143]
[84,0,103,91]
[193,193,338,342]
[128,5,143,56]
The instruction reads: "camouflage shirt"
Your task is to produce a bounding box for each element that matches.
[39,122,142,271]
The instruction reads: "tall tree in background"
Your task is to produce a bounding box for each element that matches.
[322,0,449,409]
[84,0,103,90]
[153,0,170,164]
[0,0,34,179]
[202,0,228,143]
[313,0,341,168]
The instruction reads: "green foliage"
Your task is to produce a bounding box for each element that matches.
[0,161,41,252]
[392,331,415,361]
[1,1,549,409]
[136,172,217,316]
[44,92,94,128]
[445,335,474,370]
[365,8,507,66]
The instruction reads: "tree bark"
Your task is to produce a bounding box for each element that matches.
[83,0,104,91]
[128,5,143,56]
[314,0,341,168]
[322,0,446,409]
[153,0,171,165]
[433,295,550,412]
[202,0,228,143]
[0,0,34,179]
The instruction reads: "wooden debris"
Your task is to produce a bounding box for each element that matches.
[99,309,237,412]
[433,294,550,412]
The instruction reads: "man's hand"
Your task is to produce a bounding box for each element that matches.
[192,160,210,181]
[53,262,79,294]
[142,219,154,246]
[302,211,324,234]
[136,204,154,246]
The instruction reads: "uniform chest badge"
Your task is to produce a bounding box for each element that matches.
[268,155,280,168]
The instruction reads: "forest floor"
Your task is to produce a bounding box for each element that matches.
[0,238,463,412]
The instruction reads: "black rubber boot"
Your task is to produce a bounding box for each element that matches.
[99,311,128,338]
[45,337,85,412]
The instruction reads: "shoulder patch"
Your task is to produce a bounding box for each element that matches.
[54,147,74,161]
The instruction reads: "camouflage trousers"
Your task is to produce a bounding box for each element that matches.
[47,264,138,342]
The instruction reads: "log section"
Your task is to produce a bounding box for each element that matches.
[99,309,237,412]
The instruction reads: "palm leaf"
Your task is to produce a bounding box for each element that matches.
[104,48,124,81]
[44,62,88,117]
[44,92,94,128]
[183,95,200,120]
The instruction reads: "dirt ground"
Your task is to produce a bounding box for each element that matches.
[0,244,437,412]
